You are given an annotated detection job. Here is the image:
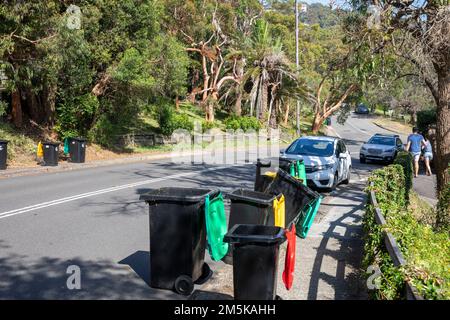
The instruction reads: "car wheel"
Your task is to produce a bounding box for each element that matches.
[343,168,351,185]
[360,157,366,164]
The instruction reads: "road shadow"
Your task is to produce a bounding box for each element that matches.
[118,250,150,286]
[189,290,233,300]
[306,182,368,300]
[0,253,184,300]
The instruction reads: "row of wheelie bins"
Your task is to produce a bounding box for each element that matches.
[0,138,86,170]
[139,158,322,300]
[41,138,87,166]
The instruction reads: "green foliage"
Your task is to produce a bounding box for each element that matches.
[364,165,450,300]
[393,151,413,201]
[436,166,450,231]
[416,109,437,134]
[0,99,7,117]
[55,94,99,140]
[155,103,193,136]
[224,116,261,131]
[0,122,36,161]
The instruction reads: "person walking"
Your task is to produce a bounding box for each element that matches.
[423,135,433,176]
[406,127,426,178]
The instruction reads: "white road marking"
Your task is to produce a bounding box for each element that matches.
[0,166,230,220]
[327,126,342,138]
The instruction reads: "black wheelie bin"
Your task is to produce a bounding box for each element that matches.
[0,140,8,170]
[140,187,218,295]
[223,189,282,265]
[254,159,273,192]
[224,224,286,300]
[42,142,60,166]
[68,137,87,163]
[266,168,319,227]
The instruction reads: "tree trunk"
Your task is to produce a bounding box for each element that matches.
[24,88,42,123]
[234,90,242,116]
[311,112,323,134]
[259,81,268,120]
[284,102,290,125]
[205,92,217,122]
[205,101,215,122]
[43,83,57,126]
[175,96,180,111]
[11,89,22,128]
[435,67,450,196]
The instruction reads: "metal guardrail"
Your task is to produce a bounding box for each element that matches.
[369,183,424,300]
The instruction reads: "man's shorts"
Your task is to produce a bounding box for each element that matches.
[411,152,421,161]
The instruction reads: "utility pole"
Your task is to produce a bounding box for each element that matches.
[295,0,300,137]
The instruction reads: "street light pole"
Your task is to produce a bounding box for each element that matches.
[295,0,300,137]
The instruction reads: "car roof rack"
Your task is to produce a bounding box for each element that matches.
[374,133,398,138]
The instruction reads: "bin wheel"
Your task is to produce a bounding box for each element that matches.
[174,275,194,296]
[194,263,213,285]
[275,295,283,300]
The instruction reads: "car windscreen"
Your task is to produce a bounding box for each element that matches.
[286,139,334,157]
[368,136,395,146]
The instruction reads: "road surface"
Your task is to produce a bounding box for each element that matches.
[0,113,436,299]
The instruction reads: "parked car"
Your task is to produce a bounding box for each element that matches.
[355,104,370,114]
[360,134,404,164]
[280,136,352,190]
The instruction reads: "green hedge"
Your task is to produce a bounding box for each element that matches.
[436,166,450,231]
[364,165,450,300]
[393,151,413,201]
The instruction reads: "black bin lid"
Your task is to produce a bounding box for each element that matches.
[43,141,61,146]
[140,187,219,203]
[224,224,286,245]
[227,188,277,205]
[69,137,86,142]
[0,139,9,144]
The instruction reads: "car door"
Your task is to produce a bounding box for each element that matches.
[335,140,345,181]
[396,138,403,152]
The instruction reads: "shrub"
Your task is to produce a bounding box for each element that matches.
[364,164,450,300]
[155,103,193,136]
[55,94,99,140]
[393,151,413,201]
[416,109,436,134]
[201,120,219,133]
[224,116,261,131]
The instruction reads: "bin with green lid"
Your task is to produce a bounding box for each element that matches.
[139,187,217,295]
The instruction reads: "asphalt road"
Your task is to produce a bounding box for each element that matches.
[0,113,437,300]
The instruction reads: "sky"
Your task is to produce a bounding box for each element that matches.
[302,0,332,4]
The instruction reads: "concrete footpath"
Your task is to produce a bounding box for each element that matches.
[195,179,369,300]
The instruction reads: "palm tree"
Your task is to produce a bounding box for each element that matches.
[242,20,307,126]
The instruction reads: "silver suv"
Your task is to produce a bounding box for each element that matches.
[360,134,404,164]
